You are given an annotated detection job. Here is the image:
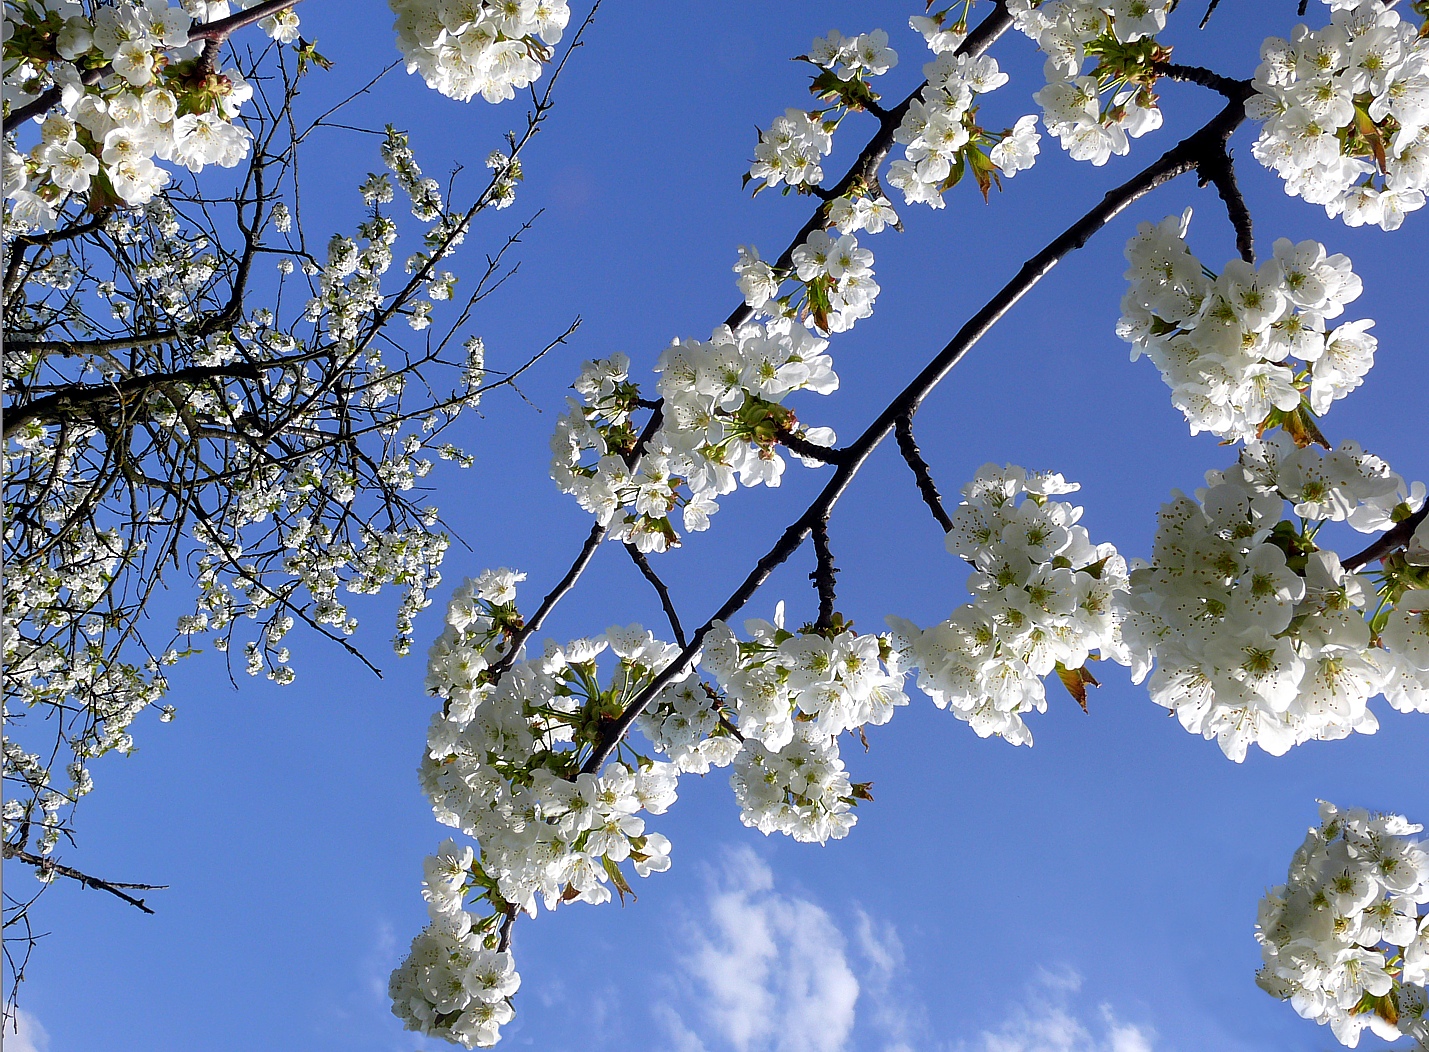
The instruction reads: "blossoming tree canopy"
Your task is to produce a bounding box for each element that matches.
[4,0,1429,1050]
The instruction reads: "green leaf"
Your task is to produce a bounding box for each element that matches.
[1055,662,1100,713]
[602,856,636,905]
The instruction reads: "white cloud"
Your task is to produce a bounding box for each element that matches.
[650,854,1156,1052]
[653,1003,711,1052]
[4,1008,50,1052]
[853,908,924,1052]
[968,970,1157,1052]
[660,846,860,1052]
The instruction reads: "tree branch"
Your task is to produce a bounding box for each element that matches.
[491,4,1016,680]
[894,413,954,533]
[1157,62,1252,101]
[1,844,165,915]
[810,519,839,631]
[1197,145,1255,262]
[626,544,687,647]
[778,427,848,465]
[1344,506,1429,572]
[4,364,263,439]
[497,902,518,953]
[490,403,664,678]
[580,91,1254,776]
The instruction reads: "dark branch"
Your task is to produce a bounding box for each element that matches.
[626,544,687,648]
[1198,146,1255,262]
[581,91,1254,776]
[5,212,110,251]
[2,845,164,914]
[1199,0,1226,28]
[1344,506,1429,572]
[778,427,848,465]
[810,519,839,631]
[496,903,518,953]
[1157,62,1254,100]
[491,403,664,678]
[5,364,263,439]
[894,414,954,533]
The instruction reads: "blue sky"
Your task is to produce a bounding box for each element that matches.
[9,2,1429,1050]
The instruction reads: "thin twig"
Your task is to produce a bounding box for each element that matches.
[894,413,954,532]
[626,545,687,647]
[490,404,663,678]
[1,845,164,915]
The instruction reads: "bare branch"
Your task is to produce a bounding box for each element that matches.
[1157,61,1254,100]
[1198,144,1256,263]
[626,545,687,648]
[497,903,518,952]
[810,519,839,632]
[894,413,954,533]
[778,427,848,465]
[5,364,263,439]
[2,845,165,915]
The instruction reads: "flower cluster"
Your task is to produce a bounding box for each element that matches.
[2,0,293,227]
[888,465,1130,746]
[389,852,521,1049]
[735,226,882,334]
[889,44,1040,208]
[1117,212,1374,443]
[746,29,897,193]
[1120,435,1429,762]
[1250,0,1429,231]
[635,679,742,776]
[1257,802,1429,1050]
[1009,0,1172,166]
[550,319,838,552]
[747,108,833,192]
[388,0,570,104]
[700,605,906,843]
[394,573,685,1046]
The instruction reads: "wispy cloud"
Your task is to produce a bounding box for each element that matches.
[965,969,1157,1052]
[853,908,924,1052]
[647,852,1160,1052]
[4,1008,50,1052]
[660,846,860,1052]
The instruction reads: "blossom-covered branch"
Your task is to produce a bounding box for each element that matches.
[582,86,1255,775]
